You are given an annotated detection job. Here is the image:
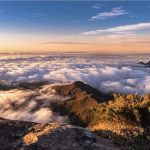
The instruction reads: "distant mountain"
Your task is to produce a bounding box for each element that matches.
[138,61,150,67]
[0,118,117,150]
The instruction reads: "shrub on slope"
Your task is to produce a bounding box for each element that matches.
[89,94,150,128]
[88,94,150,150]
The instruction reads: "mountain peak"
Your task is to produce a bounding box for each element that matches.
[52,81,111,102]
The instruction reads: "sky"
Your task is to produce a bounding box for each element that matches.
[0,1,150,54]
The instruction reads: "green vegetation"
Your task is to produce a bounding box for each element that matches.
[89,94,150,127]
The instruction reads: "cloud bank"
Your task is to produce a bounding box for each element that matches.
[0,53,150,94]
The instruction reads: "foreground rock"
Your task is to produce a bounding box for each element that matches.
[0,118,118,150]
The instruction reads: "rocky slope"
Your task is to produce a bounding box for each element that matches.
[0,118,118,150]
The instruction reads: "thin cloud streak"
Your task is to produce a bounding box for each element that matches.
[23,12,46,18]
[90,7,127,20]
[81,22,150,35]
[39,41,95,45]
[0,9,6,14]
[91,4,103,9]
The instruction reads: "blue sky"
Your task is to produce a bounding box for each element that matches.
[0,1,150,53]
[0,1,150,34]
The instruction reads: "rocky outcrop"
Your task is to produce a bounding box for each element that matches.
[0,118,118,150]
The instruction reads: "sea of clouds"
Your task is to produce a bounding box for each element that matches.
[0,53,150,123]
[0,53,150,94]
[0,84,69,123]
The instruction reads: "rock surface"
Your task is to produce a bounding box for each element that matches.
[0,118,118,150]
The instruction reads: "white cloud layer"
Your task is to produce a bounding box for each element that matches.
[0,53,150,94]
[90,7,127,20]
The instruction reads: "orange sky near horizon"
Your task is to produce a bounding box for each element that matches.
[0,33,150,54]
[1,43,150,54]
